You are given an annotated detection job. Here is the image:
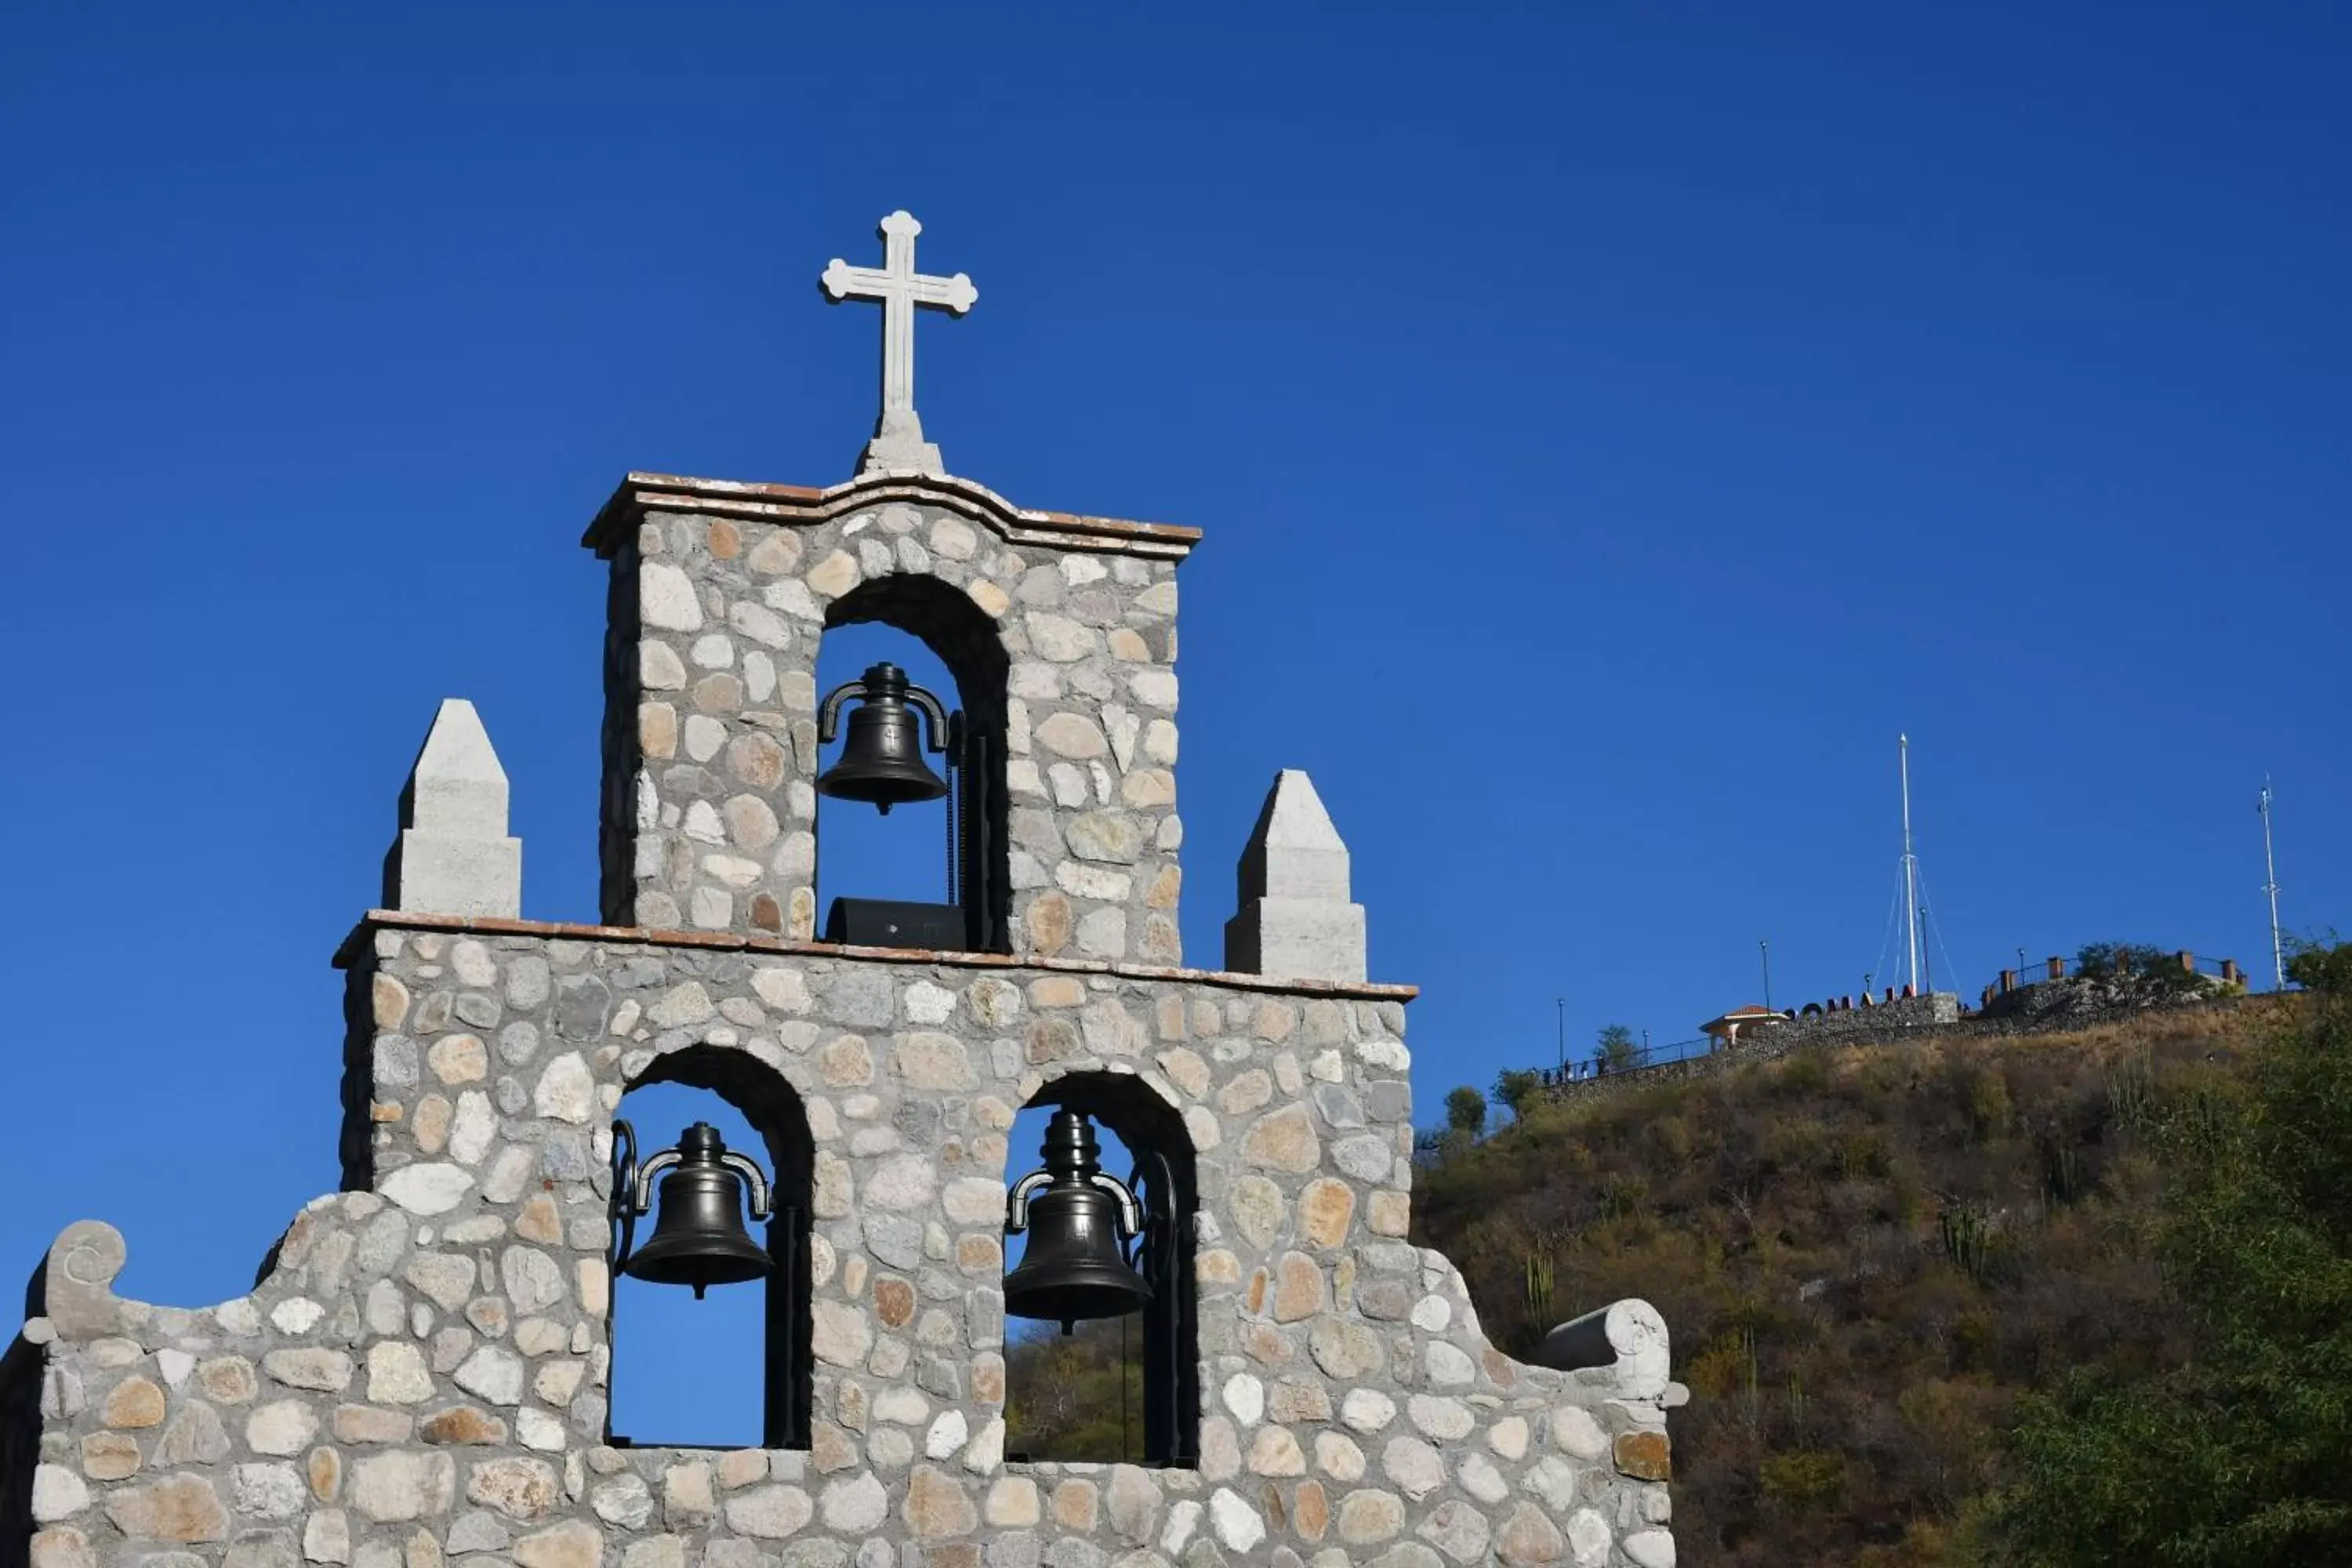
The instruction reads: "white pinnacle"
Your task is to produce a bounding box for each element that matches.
[821,210,977,477]
[383,698,522,916]
[1225,770,1367,983]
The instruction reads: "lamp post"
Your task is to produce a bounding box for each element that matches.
[1759,940,1773,1011]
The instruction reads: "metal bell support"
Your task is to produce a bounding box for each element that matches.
[1004,1110,1152,1334]
[815,662,953,815]
[611,1120,775,1300]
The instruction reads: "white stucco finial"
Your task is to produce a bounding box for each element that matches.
[1225,770,1367,983]
[383,698,523,917]
[821,210,978,477]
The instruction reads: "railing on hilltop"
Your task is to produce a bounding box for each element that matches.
[1537,1034,1715,1087]
[1980,951,2245,1009]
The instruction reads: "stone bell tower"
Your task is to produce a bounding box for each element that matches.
[5,211,1679,1568]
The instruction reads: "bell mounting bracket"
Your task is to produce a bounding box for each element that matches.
[1005,1165,1144,1244]
[816,664,953,756]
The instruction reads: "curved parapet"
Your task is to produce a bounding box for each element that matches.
[16,921,1678,1568]
[1530,1298,1675,1400]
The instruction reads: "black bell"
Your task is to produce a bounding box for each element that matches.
[612,1121,774,1300]
[1004,1110,1153,1334]
[816,662,950,815]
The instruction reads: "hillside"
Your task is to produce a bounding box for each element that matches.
[1410,1003,2281,1566]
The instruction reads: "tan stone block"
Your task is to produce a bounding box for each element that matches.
[1145,864,1182,909]
[1252,1001,1298,1041]
[1028,975,1085,1008]
[902,1465,976,1540]
[330,1406,413,1445]
[103,1377,165,1428]
[983,1478,1039,1529]
[308,1446,342,1502]
[514,1194,562,1246]
[372,975,411,1030]
[639,702,677,760]
[195,1358,256,1405]
[512,1519,601,1568]
[1496,1504,1566,1565]
[873,1277,916,1330]
[1247,1427,1306,1477]
[1024,1014,1079,1065]
[104,1475,230,1542]
[1268,1381,1332,1425]
[748,530,803,576]
[1298,1178,1356,1249]
[971,1353,1005,1406]
[1292,1480,1329,1542]
[411,1094,452,1155]
[725,733,786,789]
[715,1449,767,1490]
[421,1406,509,1446]
[1613,1429,1671,1481]
[30,1528,93,1568]
[804,550,858,598]
[1335,1489,1401,1544]
[1367,1190,1411,1236]
[1218,1070,1274,1116]
[1272,1253,1326,1323]
[1049,1479,1098,1532]
[79,1432,139,1481]
[1242,1105,1320,1174]
[1025,894,1073,956]
[426,1034,486,1084]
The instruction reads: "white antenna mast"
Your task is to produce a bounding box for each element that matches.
[2260,777,2285,989]
[1900,735,1921,997]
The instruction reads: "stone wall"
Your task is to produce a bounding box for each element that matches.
[16,915,1679,1568]
[586,474,1189,965]
[1539,989,2259,1107]
[1761,991,1959,1045]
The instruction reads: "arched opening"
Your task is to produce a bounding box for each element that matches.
[818,572,1010,953]
[608,1047,813,1450]
[1003,1074,1197,1467]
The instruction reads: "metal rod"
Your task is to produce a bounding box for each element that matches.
[1759,940,1772,1011]
[2261,778,2285,989]
[1555,998,1564,1070]
[1900,735,1921,998]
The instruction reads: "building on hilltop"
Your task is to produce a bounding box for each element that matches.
[2,212,1679,1568]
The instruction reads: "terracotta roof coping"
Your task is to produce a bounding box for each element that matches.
[583,470,1201,562]
[333,909,1417,1001]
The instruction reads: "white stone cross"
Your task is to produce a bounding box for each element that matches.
[821,210,977,477]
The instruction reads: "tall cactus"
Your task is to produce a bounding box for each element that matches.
[1523,1252,1556,1325]
[1940,1203,1991,1286]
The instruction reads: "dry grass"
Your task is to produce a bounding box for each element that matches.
[1412,1000,2290,1567]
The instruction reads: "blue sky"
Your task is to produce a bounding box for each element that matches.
[4,4,2346,1439]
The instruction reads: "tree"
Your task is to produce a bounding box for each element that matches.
[1443,1086,1487,1140]
[1494,1069,1542,1120]
[1980,938,2352,1564]
[2285,935,2350,992]
[1595,1024,1640,1074]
